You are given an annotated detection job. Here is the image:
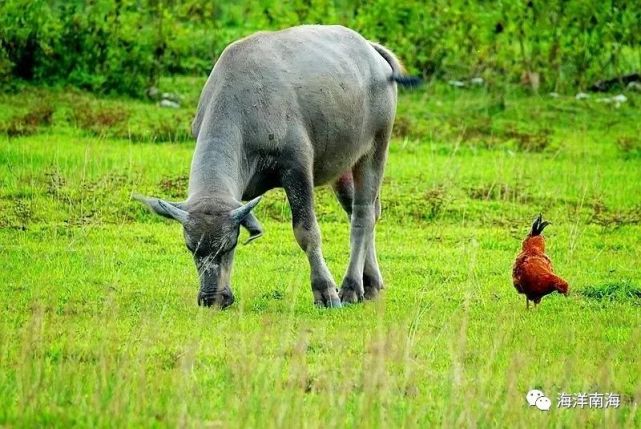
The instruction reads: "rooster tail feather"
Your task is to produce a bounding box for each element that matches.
[530,213,551,236]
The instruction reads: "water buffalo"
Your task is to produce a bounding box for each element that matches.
[135,25,419,308]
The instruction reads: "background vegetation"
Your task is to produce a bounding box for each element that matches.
[1,0,641,95]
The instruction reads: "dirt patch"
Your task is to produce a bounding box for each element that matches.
[503,127,551,152]
[616,135,641,158]
[45,168,66,196]
[71,101,130,136]
[423,185,448,220]
[158,176,189,199]
[590,200,641,228]
[466,182,531,203]
[2,103,54,137]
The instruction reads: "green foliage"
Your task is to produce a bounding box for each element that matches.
[0,0,158,95]
[1,1,641,94]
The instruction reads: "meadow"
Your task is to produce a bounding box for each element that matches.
[1,79,640,427]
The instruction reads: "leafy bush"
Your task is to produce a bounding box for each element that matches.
[0,0,158,95]
[1,0,640,95]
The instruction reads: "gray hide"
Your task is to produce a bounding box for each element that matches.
[135,25,419,308]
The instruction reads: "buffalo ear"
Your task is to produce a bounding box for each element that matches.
[241,212,263,244]
[133,193,189,224]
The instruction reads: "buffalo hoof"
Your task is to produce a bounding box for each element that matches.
[314,296,342,309]
[364,285,381,300]
[339,278,364,304]
[198,289,235,309]
[363,273,383,300]
[312,281,342,308]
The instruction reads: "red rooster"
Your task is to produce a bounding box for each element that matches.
[513,214,569,308]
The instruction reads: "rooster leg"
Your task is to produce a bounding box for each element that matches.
[526,296,530,309]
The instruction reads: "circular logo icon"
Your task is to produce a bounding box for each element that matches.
[526,389,545,406]
[535,396,552,411]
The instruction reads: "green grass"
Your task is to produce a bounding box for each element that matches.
[1,80,640,427]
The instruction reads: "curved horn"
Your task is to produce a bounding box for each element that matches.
[230,196,262,223]
[133,193,189,224]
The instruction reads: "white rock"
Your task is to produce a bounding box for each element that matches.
[159,99,180,108]
[470,77,484,85]
[596,94,627,108]
[549,92,560,98]
[162,92,181,102]
[612,94,627,103]
[627,81,641,92]
[575,92,590,100]
[146,86,160,98]
[448,80,465,88]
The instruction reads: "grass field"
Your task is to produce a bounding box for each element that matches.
[1,79,641,427]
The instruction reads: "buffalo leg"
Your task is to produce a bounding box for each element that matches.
[340,131,389,303]
[332,172,384,299]
[282,167,341,308]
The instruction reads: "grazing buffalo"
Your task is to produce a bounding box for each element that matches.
[135,25,419,308]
